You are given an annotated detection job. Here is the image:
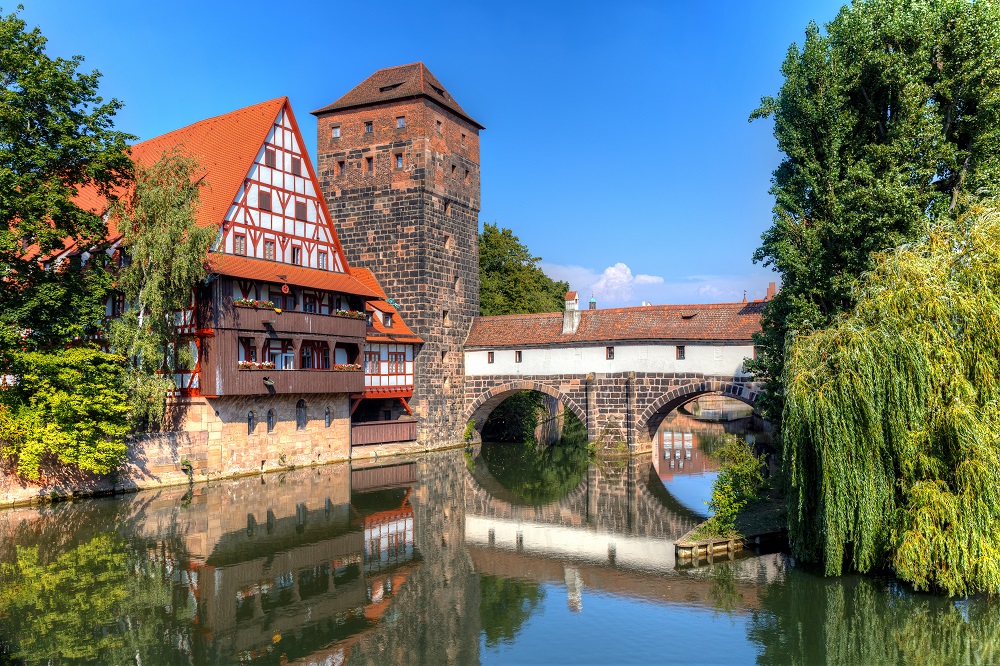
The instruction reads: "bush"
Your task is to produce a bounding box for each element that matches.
[698,435,766,538]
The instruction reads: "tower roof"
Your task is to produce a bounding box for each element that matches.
[310,63,484,130]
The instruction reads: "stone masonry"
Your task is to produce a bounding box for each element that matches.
[314,65,482,446]
[464,373,762,452]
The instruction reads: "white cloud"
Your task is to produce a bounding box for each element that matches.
[541,261,779,307]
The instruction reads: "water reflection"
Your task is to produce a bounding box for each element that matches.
[0,447,996,665]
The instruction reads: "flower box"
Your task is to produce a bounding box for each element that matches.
[238,360,276,370]
[331,363,362,372]
[333,310,366,320]
[234,298,275,309]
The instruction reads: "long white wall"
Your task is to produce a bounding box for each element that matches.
[464,342,753,377]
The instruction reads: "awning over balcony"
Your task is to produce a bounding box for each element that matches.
[208,253,380,299]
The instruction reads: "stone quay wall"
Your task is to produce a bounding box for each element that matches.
[1,393,352,508]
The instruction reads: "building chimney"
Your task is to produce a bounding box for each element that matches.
[588,294,597,311]
[563,291,581,335]
[766,282,777,300]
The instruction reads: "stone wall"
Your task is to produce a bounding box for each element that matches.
[0,393,353,507]
[464,373,762,452]
[315,98,481,447]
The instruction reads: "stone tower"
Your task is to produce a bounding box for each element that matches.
[312,63,483,444]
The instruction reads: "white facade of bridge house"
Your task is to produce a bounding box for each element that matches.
[465,341,753,378]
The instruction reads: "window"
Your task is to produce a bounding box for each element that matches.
[303,294,316,313]
[451,164,456,177]
[267,409,275,433]
[302,345,313,369]
[234,234,246,256]
[461,133,466,145]
[365,351,380,374]
[318,251,328,270]
[264,149,276,168]
[383,312,393,327]
[465,168,470,183]
[337,160,345,175]
[291,157,301,176]
[444,201,451,215]
[295,201,307,221]
[442,310,449,325]
[395,153,403,169]
[331,125,341,138]
[365,156,373,172]
[239,337,257,362]
[292,247,302,265]
[325,406,331,428]
[248,411,256,435]
[258,190,272,211]
[396,116,405,128]
[296,400,307,430]
[487,351,494,364]
[388,352,405,374]
[264,241,275,261]
[265,339,295,369]
[606,346,615,360]
[364,121,373,133]
[110,293,125,318]
[436,120,442,133]
[676,345,686,360]
[515,350,522,363]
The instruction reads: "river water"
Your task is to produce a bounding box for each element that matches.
[1,415,998,665]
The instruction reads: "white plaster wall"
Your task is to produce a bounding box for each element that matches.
[464,343,753,378]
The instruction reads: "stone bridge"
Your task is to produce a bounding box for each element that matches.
[464,372,761,453]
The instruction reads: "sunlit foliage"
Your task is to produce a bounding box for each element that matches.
[784,206,1000,595]
[479,222,569,316]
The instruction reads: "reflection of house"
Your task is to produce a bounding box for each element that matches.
[348,268,423,446]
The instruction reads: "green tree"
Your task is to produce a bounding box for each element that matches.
[748,0,1000,427]
[479,222,569,316]
[109,151,216,428]
[0,7,133,350]
[0,346,129,479]
[783,206,1000,595]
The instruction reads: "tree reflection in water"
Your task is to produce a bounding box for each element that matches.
[478,574,545,648]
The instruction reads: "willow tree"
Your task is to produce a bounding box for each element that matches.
[748,0,1000,428]
[784,206,1000,596]
[109,151,216,428]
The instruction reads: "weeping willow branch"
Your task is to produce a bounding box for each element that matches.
[783,205,1000,595]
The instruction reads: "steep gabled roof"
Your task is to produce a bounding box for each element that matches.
[350,266,423,344]
[465,302,764,349]
[208,253,378,298]
[311,63,484,129]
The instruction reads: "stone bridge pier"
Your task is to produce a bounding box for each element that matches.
[464,372,762,453]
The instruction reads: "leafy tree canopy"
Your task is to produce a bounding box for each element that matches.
[109,151,216,428]
[0,6,133,350]
[748,0,1000,426]
[784,206,1000,596]
[479,222,569,316]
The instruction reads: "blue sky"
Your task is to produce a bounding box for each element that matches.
[20,0,846,306]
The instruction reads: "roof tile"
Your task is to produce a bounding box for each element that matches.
[207,253,378,298]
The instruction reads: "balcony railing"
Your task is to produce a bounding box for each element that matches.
[213,304,367,338]
[212,368,364,396]
[351,420,417,446]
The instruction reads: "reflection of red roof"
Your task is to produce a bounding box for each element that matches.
[311,62,483,130]
[349,267,422,344]
[208,253,378,298]
[466,302,764,348]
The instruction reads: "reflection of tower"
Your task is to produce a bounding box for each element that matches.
[564,566,584,612]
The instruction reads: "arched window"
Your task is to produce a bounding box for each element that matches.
[267,409,275,433]
[325,406,331,428]
[248,411,255,435]
[296,400,307,430]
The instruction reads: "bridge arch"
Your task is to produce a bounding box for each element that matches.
[637,380,757,443]
[465,380,587,440]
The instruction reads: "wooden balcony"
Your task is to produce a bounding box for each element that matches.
[216,305,366,338]
[351,420,417,446]
[213,368,364,396]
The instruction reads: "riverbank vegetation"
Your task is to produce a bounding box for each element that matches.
[692,435,769,539]
[748,0,1000,595]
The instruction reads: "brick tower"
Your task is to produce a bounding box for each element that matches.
[312,63,483,444]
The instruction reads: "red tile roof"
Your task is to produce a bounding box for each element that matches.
[465,302,764,348]
[349,267,423,344]
[311,63,484,129]
[207,253,378,298]
[565,291,578,301]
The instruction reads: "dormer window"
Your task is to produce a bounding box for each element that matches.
[383,313,393,327]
